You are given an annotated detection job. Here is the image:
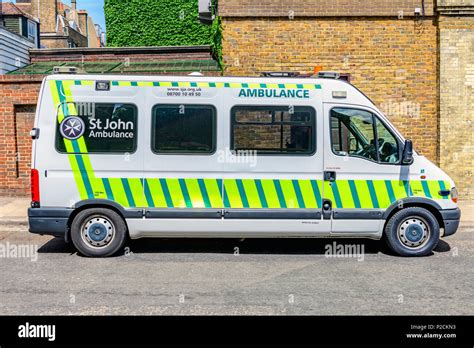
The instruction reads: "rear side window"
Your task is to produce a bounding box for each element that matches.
[55,102,137,153]
[152,104,216,154]
[231,105,316,155]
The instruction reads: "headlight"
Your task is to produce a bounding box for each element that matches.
[450,187,458,203]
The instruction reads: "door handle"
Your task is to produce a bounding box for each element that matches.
[324,171,336,182]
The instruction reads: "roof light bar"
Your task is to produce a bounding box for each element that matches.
[316,71,340,79]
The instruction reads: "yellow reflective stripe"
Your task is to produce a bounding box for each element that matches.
[298,180,317,209]
[108,178,129,207]
[137,81,153,87]
[279,180,299,208]
[224,179,243,208]
[109,81,320,90]
[127,178,147,207]
[323,181,336,205]
[258,180,278,208]
[427,181,440,199]
[50,80,89,199]
[146,179,167,207]
[336,180,355,208]
[62,80,107,199]
[353,180,373,208]
[165,179,186,208]
[373,180,391,209]
[89,178,107,199]
[185,178,205,208]
[204,179,222,208]
[410,180,425,197]
[390,180,407,200]
[49,81,63,119]
[242,179,262,208]
[67,154,88,199]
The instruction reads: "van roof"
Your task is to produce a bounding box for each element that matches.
[44,73,378,112]
[45,73,350,87]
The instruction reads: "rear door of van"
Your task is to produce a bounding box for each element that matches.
[41,77,145,209]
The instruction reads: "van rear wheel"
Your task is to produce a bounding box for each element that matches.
[384,207,440,257]
[70,208,127,257]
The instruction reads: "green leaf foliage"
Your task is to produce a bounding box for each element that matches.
[104,0,213,47]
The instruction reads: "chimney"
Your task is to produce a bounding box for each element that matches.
[78,10,88,37]
[71,0,77,10]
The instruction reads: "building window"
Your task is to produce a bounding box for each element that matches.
[56,103,138,154]
[152,104,216,154]
[231,105,315,155]
[27,20,36,42]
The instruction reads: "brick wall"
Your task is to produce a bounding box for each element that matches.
[219,0,434,17]
[30,0,57,33]
[438,15,474,199]
[0,75,43,196]
[222,17,439,162]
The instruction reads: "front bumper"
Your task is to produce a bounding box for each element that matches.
[28,208,73,239]
[440,208,461,237]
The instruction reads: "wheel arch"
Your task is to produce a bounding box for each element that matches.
[66,199,136,242]
[382,197,444,231]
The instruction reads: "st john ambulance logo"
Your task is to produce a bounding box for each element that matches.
[59,116,85,140]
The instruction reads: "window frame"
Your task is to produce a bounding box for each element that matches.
[27,20,36,42]
[54,102,139,155]
[230,104,317,156]
[151,103,217,156]
[329,106,403,165]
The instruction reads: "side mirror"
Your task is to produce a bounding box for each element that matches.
[402,139,414,165]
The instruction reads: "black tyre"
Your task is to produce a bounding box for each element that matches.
[70,208,127,257]
[384,207,440,257]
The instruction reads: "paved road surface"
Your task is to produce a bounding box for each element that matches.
[0,205,472,315]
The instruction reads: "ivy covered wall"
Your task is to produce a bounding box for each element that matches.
[104,0,215,47]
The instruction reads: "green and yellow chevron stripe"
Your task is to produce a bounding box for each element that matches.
[67,79,321,90]
[58,175,450,209]
[323,179,450,209]
[108,80,322,90]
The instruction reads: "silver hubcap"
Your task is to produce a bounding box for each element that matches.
[81,215,115,248]
[397,216,430,249]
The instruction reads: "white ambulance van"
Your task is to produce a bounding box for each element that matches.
[28,72,461,257]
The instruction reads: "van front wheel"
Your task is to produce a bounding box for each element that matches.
[70,208,127,257]
[384,207,440,257]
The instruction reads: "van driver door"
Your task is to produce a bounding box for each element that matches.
[323,103,407,235]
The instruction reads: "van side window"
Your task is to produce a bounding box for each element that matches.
[152,104,216,154]
[55,102,137,154]
[330,108,400,164]
[231,106,315,155]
